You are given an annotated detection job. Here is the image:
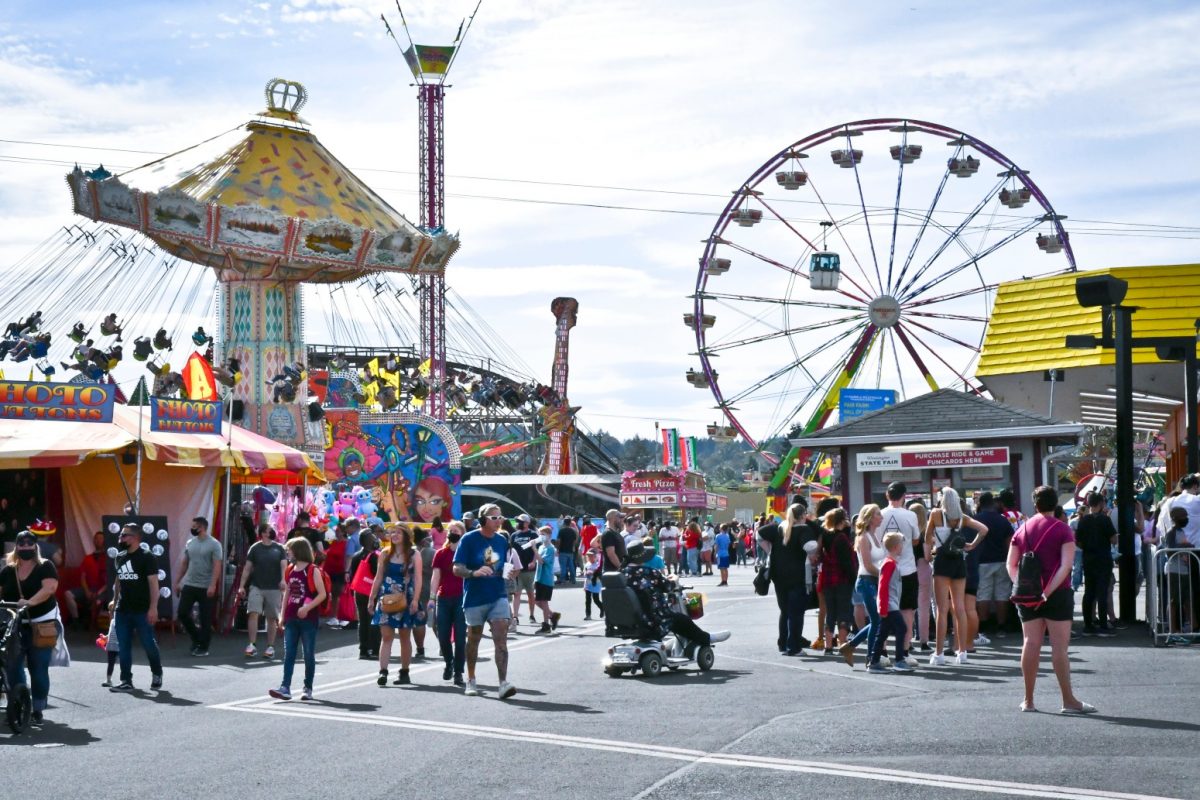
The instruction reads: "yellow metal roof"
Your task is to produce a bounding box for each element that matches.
[978,264,1200,377]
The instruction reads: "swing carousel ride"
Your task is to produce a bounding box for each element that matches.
[0,80,617,479]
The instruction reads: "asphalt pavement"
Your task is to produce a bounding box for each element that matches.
[2,565,1197,800]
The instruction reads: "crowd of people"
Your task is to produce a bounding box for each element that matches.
[2,478,1196,726]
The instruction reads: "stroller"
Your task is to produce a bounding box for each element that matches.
[0,602,33,734]
[599,572,715,678]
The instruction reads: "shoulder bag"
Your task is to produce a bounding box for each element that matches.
[16,569,60,649]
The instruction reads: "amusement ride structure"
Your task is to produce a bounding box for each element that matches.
[689,118,1076,468]
[61,79,458,445]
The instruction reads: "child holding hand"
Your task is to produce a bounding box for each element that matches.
[869,532,915,674]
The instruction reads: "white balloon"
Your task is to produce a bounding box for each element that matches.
[106,547,120,559]
[140,542,150,552]
[151,545,165,557]
[142,522,154,535]
[108,522,121,534]
[157,570,166,581]
[159,587,172,599]
[157,529,169,541]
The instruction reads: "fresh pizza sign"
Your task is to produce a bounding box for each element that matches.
[856,447,1009,472]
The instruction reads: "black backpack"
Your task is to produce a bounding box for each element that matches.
[939,519,965,559]
[1011,526,1048,606]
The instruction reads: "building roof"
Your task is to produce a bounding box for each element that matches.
[978,264,1200,378]
[789,389,1083,447]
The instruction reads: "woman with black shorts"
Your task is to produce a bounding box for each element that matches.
[1008,486,1096,714]
[925,488,987,666]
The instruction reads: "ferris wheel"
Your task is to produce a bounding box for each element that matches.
[688,118,1076,460]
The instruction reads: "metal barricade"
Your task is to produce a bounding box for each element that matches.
[1147,545,1200,646]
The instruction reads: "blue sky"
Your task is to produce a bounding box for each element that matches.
[2,0,1198,442]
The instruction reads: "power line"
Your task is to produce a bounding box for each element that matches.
[2,141,1199,239]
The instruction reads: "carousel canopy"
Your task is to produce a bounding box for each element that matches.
[65,79,459,283]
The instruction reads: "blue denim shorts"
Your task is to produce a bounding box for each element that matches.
[464,597,512,628]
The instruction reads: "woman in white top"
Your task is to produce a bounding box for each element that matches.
[838,504,887,667]
[924,488,988,666]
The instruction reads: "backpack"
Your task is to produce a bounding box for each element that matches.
[938,518,965,559]
[287,563,332,616]
[1010,526,1048,606]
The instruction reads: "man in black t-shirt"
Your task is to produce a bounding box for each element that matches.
[110,523,164,693]
[288,511,326,555]
[557,518,579,584]
[509,515,539,624]
[1075,492,1117,636]
[600,509,628,571]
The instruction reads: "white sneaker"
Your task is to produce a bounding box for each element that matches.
[708,630,731,643]
[264,645,275,659]
[244,644,257,658]
[326,619,341,628]
[464,679,479,697]
[929,653,946,666]
[498,680,517,700]
[974,634,991,646]
[955,650,969,665]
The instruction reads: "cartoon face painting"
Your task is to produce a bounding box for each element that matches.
[413,476,452,523]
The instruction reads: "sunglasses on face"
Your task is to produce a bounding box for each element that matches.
[484,515,504,521]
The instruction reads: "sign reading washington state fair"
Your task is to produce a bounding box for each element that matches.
[150,397,223,434]
[856,447,1010,472]
[0,380,115,423]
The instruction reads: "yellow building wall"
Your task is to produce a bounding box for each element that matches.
[978,264,1200,377]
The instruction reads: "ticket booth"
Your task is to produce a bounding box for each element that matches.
[790,389,1084,516]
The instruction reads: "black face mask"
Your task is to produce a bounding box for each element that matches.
[118,542,131,553]
[190,528,201,537]
[17,549,36,561]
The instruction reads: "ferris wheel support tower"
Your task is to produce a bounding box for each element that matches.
[385,2,481,421]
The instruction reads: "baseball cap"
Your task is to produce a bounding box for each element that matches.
[517,514,532,523]
[14,530,37,546]
[462,511,477,520]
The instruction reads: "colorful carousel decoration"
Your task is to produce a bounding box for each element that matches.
[65,79,459,444]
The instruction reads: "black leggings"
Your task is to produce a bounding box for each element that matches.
[668,612,711,647]
[585,591,604,617]
[1082,560,1112,630]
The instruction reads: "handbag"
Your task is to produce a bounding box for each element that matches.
[380,592,408,614]
[15,570,59,648]
[753,558,771,596]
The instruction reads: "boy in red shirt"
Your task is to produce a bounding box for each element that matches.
[869,532,914,674]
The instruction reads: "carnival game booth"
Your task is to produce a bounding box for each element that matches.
[0,399,321,581]
[620,469,727,522]
[789,390,1084,516]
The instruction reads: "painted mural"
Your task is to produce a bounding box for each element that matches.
[324,409,461,523]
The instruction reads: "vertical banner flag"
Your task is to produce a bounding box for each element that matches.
[680,436,698,472]
[661,427,680,468]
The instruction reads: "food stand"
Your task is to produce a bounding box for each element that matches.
[619,469,726,521]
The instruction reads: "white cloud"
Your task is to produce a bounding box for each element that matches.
[2,1,1199,444]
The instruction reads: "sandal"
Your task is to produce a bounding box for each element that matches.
[1019,701,1037,713]
[1060,702,1098,715]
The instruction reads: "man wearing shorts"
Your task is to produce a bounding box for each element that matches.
[237,525,287,658]
[973,492,1015,640]
[510,515,539,624]
[880,482,922,652]
[453,504,517,699]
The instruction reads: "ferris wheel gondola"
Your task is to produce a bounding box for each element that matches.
[689,118,1076,460]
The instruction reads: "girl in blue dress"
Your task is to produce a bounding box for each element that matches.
[368,523,423,686]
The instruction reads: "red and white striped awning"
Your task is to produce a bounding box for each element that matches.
[0,405,322,481]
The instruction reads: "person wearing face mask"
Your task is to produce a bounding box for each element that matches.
[108,523,163,693]
[429,522,466,685]
[0,530,61,725]
[175,517,222,657]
